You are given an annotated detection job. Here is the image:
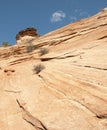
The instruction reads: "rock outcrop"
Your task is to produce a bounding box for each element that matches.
[16,27,39,45]
[0,9,107,130]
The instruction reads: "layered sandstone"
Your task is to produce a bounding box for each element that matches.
[0,9,107,130]
[16,27,39,45]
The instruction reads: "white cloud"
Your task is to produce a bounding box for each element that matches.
[51,11,66,22]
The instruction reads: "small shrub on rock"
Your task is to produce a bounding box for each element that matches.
[39,48,49,56]
[33,64,45,74]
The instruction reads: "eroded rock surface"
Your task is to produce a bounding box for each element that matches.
[0,9,107,130]
[16,27,39,45]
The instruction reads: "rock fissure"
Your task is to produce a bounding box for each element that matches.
[16,99,47,130]
[96,114,107,119]
[38,75,97,116]
[39,72,107,121]
[71,64,107,71]
[80,23,107,33]
[41,52,84,62]
[98,35,107,40]
[84,65,107,71]
[71,99,97,115]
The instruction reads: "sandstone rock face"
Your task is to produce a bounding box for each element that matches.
[0,9,107,130]
[16,27,39,45]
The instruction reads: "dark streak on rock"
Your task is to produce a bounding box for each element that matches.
[96,114,107,119]
[84,65,107,71]
[16,99,47,130]
[72,64,107,71]
[98,35,107,40]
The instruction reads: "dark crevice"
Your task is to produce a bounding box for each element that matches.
[41,53,83,62]
[39,75,104,120]
[16,99,25,110]
[41,57,55,61]
[49,35,82,46]
[72,99,96,115]
[84,65,107,71]
[55,31,77,39]
[72,64,107,71]
[62,34,82,41]
[4,69,15,73]
[39,74,107,121]
[16,99,47,130]
[80,23,107,33]
[99,23,107,27]
[98,35,107,40]
[96,114,107,119]
[9,56,34,65]
[23,117,47,130]
[38,75,93,115]
[57,54,83,59]
[23,118,35,127]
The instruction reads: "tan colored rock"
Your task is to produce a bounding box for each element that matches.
[0,9,107,130]
[16,27,39,45]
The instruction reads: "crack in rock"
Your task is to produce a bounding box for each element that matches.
[39,73,107,121]
[71,64,107,71]
[41,52,84,62]
[16,99,47,130]
[96,114,107,119]
[84,65,107,71]
[98,35,107,40]
[38,75,98,116]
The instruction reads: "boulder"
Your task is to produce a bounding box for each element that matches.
[16,27,39,45]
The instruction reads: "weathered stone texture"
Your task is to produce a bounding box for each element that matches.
[0,9,107,130]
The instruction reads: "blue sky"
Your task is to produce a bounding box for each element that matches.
[0,0,107,45]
